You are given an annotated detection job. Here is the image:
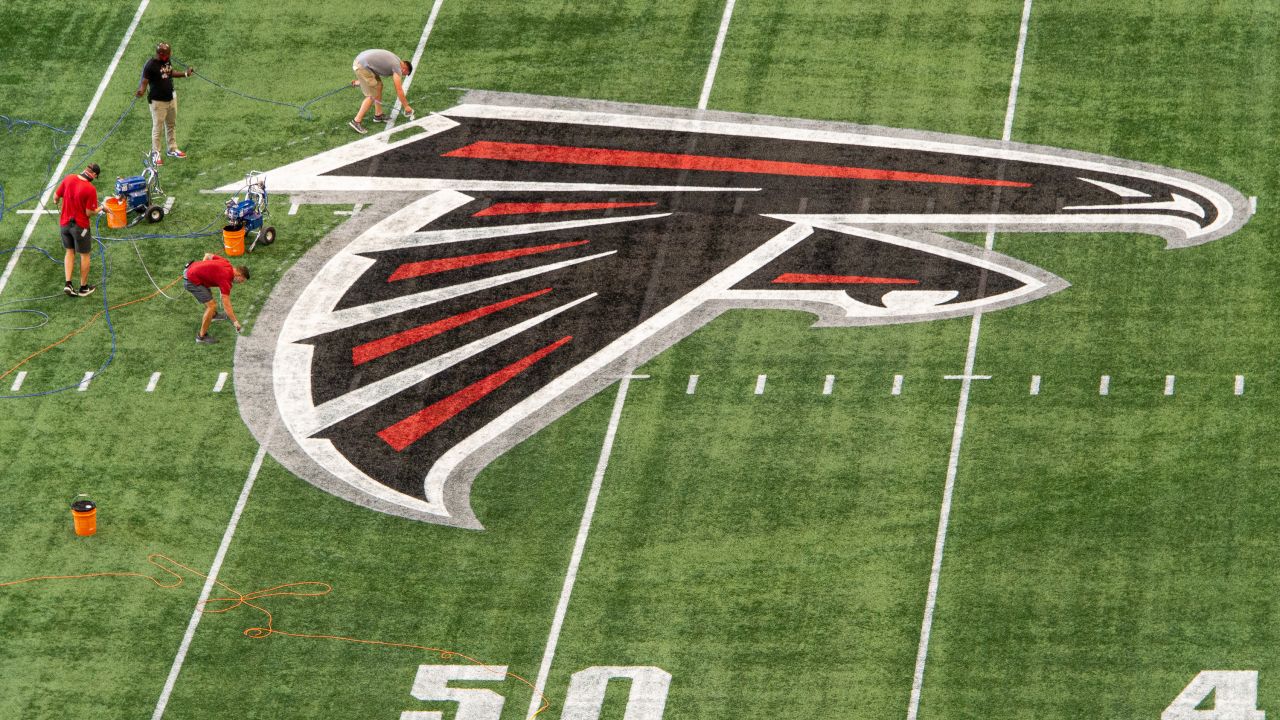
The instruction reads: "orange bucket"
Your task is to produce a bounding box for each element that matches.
[104,197,128,229]
[223,224,246,257]
[70,495,97,536]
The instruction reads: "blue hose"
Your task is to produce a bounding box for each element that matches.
[173,57,353,121]
[0,97,140,222]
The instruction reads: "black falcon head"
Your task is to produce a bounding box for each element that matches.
[229,91,1250,528]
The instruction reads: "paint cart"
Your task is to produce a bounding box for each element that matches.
[104,154,166,228]
[222,171,275,255]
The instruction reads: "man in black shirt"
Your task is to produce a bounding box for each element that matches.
[135,42,194,165]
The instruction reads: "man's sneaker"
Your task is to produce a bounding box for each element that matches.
[371,113,387,123]
[167,149,187,159]
[77,284,96,297]
[348,119,368,135]
[195,333,219,344]
[64,282,76,297]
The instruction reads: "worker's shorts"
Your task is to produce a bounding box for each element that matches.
[183,275,214,305]
[60,220,91,254]
[353,64,383,99]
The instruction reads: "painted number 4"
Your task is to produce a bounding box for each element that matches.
[1163,671,1265,720]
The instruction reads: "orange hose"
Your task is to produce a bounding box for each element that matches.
[0,277,182,384]
[0,553,185,589]
[0,553,551,716]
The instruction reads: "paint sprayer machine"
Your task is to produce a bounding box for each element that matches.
[104,153,167,228]
[221,171,276,256]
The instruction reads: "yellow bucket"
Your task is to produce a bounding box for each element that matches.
[223,225,246,257]
[104,197,128,229]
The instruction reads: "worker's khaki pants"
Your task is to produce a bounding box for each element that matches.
[149,95,178,156]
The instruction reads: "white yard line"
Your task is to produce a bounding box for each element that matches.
[891,374,903,395]
[754,374,767,395]
[1030,374,1041,395]
[10,371,27,392]
[0,0,150,300]
[386,0,448,129]
[1164,374,1176,396]
[78,371,94,392]
[905,3,1034,719]
[1235,374,1245,396]
[1100,374,1111,395]
[822,374,835,395]
[146,371,161,393]
[698,0,738,110]
[151,444,268,720]
[999,0,1033,146]
[686,374,700,394]
[526,19,744,707]
[212,372,228,393]
[907,313,983,720]
[525,377,635,720]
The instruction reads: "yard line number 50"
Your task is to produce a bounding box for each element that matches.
[401,664,671,720]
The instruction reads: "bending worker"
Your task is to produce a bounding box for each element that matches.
[183,253,249,344]
[348,49,413,135]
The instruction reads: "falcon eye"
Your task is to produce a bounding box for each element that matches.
[879,290,960,312]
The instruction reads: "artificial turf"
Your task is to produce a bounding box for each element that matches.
[3,0,1279,718]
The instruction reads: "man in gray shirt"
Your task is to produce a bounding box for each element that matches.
[349,49,414,134]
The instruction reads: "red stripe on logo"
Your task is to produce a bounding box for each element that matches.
[377,336,573,452]
[444,141,1031,188]
[388,240,590,282]
[473,201,658,217]
[351,288,553,366]
[772,273,919,285]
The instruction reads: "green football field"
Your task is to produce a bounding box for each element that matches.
[2,1,1278,718]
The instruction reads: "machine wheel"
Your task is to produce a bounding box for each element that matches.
[146,205,165,223]
[261,226,276,246]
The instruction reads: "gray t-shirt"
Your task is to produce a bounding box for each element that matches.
[354,49,402,78]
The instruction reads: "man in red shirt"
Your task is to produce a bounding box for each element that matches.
[182,252,250,343]
[53,163,102,297]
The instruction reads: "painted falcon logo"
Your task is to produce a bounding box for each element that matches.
[230,91,1250,529]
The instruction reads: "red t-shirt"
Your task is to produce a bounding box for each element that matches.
[55,174,99,228]
[186,256,235,296]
